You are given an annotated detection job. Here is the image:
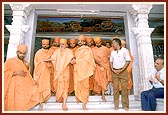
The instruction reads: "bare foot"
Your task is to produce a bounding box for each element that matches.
[39,103,43,111]
[44,100,47,104]
[62,103,68,111]
[101,96,106,102]
[114,107,118,110]
[76,97,80,104]
[82,104,87,110]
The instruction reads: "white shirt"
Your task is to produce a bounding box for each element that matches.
[110,47,131,69]
[151,68,164,88]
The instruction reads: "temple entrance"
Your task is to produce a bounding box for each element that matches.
[3,4,164,109]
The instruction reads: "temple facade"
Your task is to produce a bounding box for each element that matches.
[3,3,165,100]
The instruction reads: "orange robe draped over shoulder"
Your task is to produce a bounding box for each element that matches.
[33,49,51,103]
[89,46,95,92]
[51,48,74,102]
[4,57,39,111]
[92,46,111,94]
[49,46,60,55]
[48,46,60,93]
[74,46,96,103]
[69,46,79,94]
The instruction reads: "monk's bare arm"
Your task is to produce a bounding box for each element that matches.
[110,62,114,73]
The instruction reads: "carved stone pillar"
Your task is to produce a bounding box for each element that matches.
[130,4,154,99]
[5,4,32,59]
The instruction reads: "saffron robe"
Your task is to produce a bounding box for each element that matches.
[51,48,74,102]
[4,57,39,111]
[48,46,60,93]
[33,49,51,103]
[68,46,79,94]
[74,45,96,103]
[92,46,111,94]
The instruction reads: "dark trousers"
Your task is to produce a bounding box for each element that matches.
[141,87,164,111]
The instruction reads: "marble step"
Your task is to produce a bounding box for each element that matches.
[47,95,139,103]
[29,95,141,112]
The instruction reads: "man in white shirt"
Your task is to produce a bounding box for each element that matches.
[141,56,164,111]
[110,37,131,111]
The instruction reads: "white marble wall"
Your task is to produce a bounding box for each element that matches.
[24,9,38,74]
[124,9,140,99]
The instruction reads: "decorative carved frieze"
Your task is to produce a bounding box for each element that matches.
[133,27,154,44]
[10,4,32,25]
[10,4,32,18]
[6,4,32,59]
[6,25,30,33]
[130,4,153,28]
